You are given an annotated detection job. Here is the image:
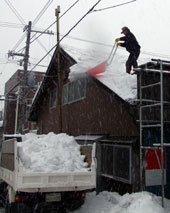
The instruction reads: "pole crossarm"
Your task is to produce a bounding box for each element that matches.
[31,29,54,35]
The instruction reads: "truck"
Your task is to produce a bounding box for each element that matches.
[0,136,96,212]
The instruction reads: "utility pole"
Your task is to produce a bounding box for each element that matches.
[20,21,32,133]
[14,87,20,134]
[8,21,32,74]
[7,21,54,133]
[8,21,54,72]
[55,6,62,133]
[23,21,32,74]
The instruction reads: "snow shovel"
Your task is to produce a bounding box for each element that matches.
[107,42,118,66]
[87,42,118,77]
[87,61,108,76]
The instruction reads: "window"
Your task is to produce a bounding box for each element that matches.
[101,144,132,184]
[50,89,57,108]
[68,81,75,103]
[27,72,35,87]
[62,84,68,105]
[62,78,86,105]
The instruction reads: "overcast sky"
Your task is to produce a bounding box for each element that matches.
[1,0,170,103]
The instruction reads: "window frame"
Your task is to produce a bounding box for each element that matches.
[62,84,68,105]
[62,78,86,105]
[49,88,57,109]
[101,144,132,184]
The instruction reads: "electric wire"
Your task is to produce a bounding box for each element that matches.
[30,63,48,68]
[3,0,170,73]
[61,34,113,47]
[8,0,54,53]
[15,0,81,71]
[3,0,27,51]
[29,0,54,48]
[4,0,26,25]
[3,33,170,71]
[36,39,52,56]
[92,0,137,13]
[11,0,80,56]
[29,34,170,72]
[12,33,27,52]
[32,0,54,26]
[0,22,24,29]
[30,0,102,72]
[30,0,80,44]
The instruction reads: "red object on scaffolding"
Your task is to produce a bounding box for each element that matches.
[145,149,166,170]
[87,61,107,76]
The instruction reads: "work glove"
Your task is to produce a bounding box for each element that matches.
[115,38,120,42]
[116,42,121,47]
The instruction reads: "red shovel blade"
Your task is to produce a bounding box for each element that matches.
[87,61,107,76]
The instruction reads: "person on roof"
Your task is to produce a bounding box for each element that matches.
[115,26,141,74]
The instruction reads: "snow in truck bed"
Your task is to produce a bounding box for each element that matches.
[17,132,89,173]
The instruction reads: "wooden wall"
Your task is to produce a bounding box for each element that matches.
[36,76,139,138]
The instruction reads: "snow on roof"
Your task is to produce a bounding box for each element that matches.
[63,44,150,101]
[75,135,104,141]
[17,132,89,173]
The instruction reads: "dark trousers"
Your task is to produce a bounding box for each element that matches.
[126,50,140,73]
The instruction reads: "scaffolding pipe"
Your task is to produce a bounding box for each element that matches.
[139,59,165,207]
[160,60,165,207]
[139,72,143,191]
[134,67,170,74]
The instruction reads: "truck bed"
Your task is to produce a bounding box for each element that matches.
[0,139,96,193]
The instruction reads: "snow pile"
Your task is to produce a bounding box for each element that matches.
[74,191,170,213]
[17,132,88,173]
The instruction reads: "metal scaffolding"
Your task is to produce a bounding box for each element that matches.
[134,59,170,207]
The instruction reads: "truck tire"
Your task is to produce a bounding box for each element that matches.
[33,203,67,213]
[66,198,84,211]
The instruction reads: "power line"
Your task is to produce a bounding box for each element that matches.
[14,0,81,68]
[7,0,80,57]
[30,63,48,68]
[0,22,24,29]
[18,0,55,52]
[30,0,80,45]
[62,34,113,47]
[32,0,54,26]
[30,0,102,72]
[7,1,54,53]
[3,0,27,51]
[36,39,52,56]
[3,33,170,70]
[12,33,27,52]
[4,0,26,25]
[92,0,137,13]
[9,0,80,57]
[63,35,170,58]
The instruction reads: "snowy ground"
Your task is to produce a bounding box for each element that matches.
[71,191,170,213]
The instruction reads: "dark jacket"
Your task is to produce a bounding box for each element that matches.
[120,31,140,55]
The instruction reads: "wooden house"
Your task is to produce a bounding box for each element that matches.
[29,47,140,195]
